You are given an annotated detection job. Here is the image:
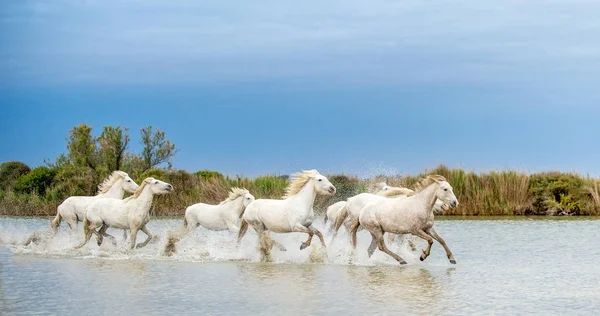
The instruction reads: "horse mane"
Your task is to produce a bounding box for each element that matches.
[413,175,447,192]
[97,171,129,194]
[124,177,153,201]
[220,187,249,205]
[377,187,414,197]
[283,169,320,198]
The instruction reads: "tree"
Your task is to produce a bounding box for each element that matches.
[0,161,31,190]
[140,125,177,172]
[98,126,130,172]
[67,124,100,172]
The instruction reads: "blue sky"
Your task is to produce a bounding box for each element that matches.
[1,0,599,177]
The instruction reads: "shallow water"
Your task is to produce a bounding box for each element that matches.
[1,217,599,315]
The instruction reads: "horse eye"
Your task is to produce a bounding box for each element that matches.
[444,188,448,191]
[127,180,131,182]
[154,181,159,184]
[318,179,322,182]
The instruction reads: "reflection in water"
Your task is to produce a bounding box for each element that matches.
[345,265,452,314]
[1,217,600,315]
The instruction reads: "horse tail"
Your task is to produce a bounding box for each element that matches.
[50,211,62,233]
[237,218,249,245]
[332,203,349,234]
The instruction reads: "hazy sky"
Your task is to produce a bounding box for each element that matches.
[1,0,599,177]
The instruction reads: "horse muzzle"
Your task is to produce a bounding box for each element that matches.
[328,186,336,194]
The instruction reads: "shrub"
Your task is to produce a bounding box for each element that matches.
[0,161,31,190]
[14,166,57,195]
[194,170,224,180]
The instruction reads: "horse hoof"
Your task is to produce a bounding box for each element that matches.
[300,244,308,250]
[420,255,425,261]
[449,259,457,264]
[400,261,407,265]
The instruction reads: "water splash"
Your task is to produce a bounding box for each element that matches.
[1,218,421,266]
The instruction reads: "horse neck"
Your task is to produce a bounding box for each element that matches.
[98,179,125,199]
[128,186,154,215]
[288,181,317,214]
[413,183,438,215]
[223,197,245,216]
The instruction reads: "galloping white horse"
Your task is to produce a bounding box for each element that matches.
[51,171,139,232]
[183,188,255,232]
[330,185,414,234]
[74,177,173,250]
[332,185,449,241]
[353,175,458,264]
[237,169,336,252]
[162,188,255,256]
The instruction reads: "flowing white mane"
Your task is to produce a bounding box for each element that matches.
[97,171,129,194]
[283,169,320,198]
[125,177,153,201]
[220,187,250,204]
[413,175,447,192]
[378,187,414,197]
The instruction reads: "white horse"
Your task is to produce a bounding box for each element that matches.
[184,188,255,232]
[323,183,401,228]
[237,169,336,253]
[51,170,139,232]
[324,201,347,227]
[163,188,255,256]
[74,177,173,250]
[353,175,458,265]
[331,186,415,236]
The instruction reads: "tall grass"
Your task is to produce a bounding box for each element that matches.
[2,166,599,217]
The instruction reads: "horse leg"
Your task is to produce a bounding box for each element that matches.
[301,231,314,250]
[308,225,326,248]
[411,229,435,262]
[135,225,153,249]
[369,226,406,264]
[99,225,117,246]
[66,218,77,232]
[367,233,378,258]
[386,233,396,245]
[236,219,250,247]
[292,224,314,250]
[95,225,107,246]
[406,235,417,251]
[427,227,456,264]
[122,230,128,241]
[129,226,139,250]
[74,221,99,249]
[271,240,287,251]
[349,220,361,249]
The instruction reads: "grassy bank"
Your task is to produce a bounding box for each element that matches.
[1,165,599,217]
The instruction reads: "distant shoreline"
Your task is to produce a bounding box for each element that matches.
[2,165,599,217]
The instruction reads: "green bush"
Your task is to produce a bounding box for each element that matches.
[13,166,57,195]
[139,168,167,181]
[194,170,224,180]
[528,172,589,215]
[0,161,31,190]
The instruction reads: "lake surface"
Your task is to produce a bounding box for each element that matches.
[1,217,599,315]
